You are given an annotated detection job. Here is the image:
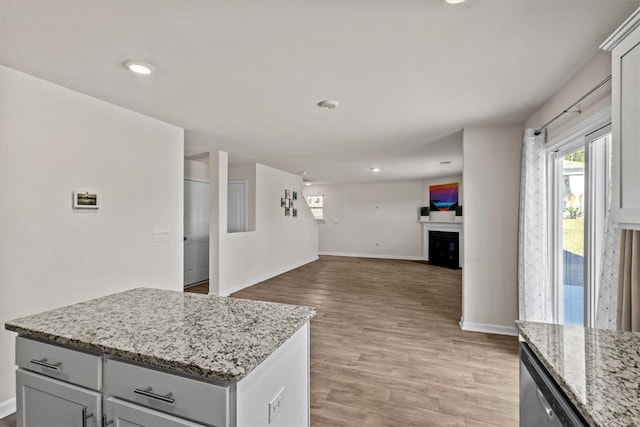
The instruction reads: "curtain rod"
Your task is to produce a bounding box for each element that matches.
[534,75,612,136]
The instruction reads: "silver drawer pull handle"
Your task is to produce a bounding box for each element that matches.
[102,414,113,427]
[82,408,94,427]
[30,358,62,371]
[134,386,175,404]
[536,388,554,419]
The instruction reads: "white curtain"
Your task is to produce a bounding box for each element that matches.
[518,128,552,322]
[596,151,620,329]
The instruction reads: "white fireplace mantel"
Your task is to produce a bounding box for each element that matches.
[419,220,463,268]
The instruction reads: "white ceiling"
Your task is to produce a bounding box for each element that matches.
[1,1,638,184]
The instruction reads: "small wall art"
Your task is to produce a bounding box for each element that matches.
[282,189,298,217]
[73,190,99,210]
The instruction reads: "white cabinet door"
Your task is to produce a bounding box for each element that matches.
[104,397,206,427]
[609,13,640,228]
[16,369,101,427]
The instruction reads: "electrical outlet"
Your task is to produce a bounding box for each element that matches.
[268,387,285,424]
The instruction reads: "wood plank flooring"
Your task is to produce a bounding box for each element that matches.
[228,256,519,426]
[0,256,519,427]
[0,414,14,427]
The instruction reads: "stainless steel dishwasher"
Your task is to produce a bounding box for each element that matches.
[520,342,587,427]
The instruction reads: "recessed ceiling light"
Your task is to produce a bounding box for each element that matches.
[317,100,339,109]
[371,167,380,173]
[445,0,466,4]
[122,59,156,75]
[304,182,311,186]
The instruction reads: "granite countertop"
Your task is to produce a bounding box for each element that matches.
[5,288,315,383]
[516,321,640,427]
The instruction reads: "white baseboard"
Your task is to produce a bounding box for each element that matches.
[460,320,518,336]
[0,398,16,419]
[318,251,424,261]
[211,255,320,297]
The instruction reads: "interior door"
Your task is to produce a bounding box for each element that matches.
[228,180,247,233]
[16,369,101,427]
[184,179,209,286]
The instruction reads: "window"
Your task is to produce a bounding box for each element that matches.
[548,123,611,327]
[559,146,586,325]
[305,195,324,220]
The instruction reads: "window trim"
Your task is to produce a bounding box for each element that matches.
[545,107,611,326]
[584,126,611,328]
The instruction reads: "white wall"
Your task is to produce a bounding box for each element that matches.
[216,161,318,296]
[185,159,209,181]
[303,181,424,260]
[462,124,523,335]
[526,52,611,140]
[0,66,184,410]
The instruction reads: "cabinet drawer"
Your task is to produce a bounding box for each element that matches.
[104,359,229,427]
[105,397,206,427]
[16,336,102,391]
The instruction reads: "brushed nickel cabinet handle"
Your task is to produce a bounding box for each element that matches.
[134,386,175,404]
[102,414,113,427]
[536,388,554,419]
[82,408,94,427]
[30,358,62,371]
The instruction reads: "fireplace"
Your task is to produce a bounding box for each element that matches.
[428,230,460,269]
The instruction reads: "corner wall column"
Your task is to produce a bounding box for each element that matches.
[208,151,228,296]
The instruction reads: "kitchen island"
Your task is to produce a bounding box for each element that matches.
[516,321,640,426]
[5,287,315,427]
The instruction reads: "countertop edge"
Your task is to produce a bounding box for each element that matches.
[515,321,598,427]
[6,313,315,384]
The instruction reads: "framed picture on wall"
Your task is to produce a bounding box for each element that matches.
[429,183,458,212]
[281,197,286,207]
[293,208,298,217]
[73,191,99,209]
[293,191,298,200]
[285,189,292,199]
[285,207,291,216]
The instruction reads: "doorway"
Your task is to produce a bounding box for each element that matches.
[184,178,209,287]
[549,126,611,326]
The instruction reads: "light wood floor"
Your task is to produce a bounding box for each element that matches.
[0,256,519,427]
[0,414,14,427]
[229,256,519,426]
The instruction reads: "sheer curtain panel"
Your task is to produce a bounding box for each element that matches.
[518,129,552,322]
[595,163,621,329]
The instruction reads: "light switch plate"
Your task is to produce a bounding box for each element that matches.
[153,230,170,242]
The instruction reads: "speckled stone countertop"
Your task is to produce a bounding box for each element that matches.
[516,321,640,427]
[5,288,315,383]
